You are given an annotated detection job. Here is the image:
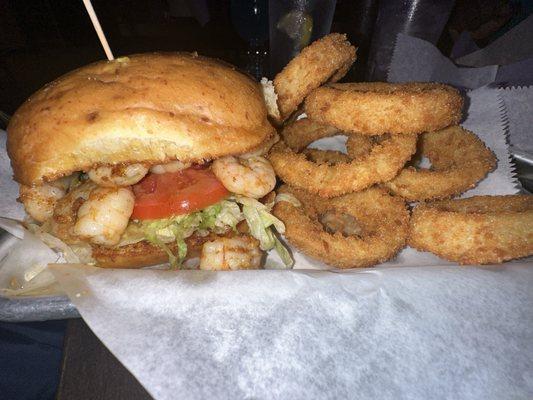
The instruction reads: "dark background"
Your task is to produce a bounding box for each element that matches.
[1,0,531,116]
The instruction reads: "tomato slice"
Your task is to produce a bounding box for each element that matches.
[131,168,229,220]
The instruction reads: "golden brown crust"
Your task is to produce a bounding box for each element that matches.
[269,132,417,198]
[305,82,463,135]
[7,53,275,185]
[280,118,340,149]
[92,231,229,269]
[345,134,375,158]
[273,33,356,122]
[408,195,533,264]
[384,126,497,201]
[273,185,409,268]
[91,220,251,269]
[301,149,352,164]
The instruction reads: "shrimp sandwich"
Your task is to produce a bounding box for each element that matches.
[7,53,291,270]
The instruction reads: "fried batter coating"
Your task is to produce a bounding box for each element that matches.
[305,82,463,135]
[273,186,409,268]
[384,126,496,201]
[274,33,356,123]
[409,195,533,264]
[280,118,340,149]
[302,149,352,165]
[345,134,374,158]
[269,131,417,198]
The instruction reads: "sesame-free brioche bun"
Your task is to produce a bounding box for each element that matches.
[92,231,222,269]
[8,53,275,186]
[92,222,249,269]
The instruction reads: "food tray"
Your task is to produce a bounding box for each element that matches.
[0,293,78,322]
[0,228,79,321]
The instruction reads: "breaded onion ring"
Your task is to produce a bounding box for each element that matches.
[345,134,374,158]
[409,195,533,264]
[281,118,350,164]
[273,33,356,122]
[273,186,409,268]
[280,118,340,149]
[302,149,351,165]
[384,126,496,201]
[305,82,463,135]
[269,129,417,198]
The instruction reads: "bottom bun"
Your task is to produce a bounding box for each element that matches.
[91,231,228,269]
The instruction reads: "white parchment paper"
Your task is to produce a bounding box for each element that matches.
[498,86,533,161]
[388,34,497,89]
[0,132,24,221]
[389,17,533,89]
[49,263,533,400]
[454,14,533,67]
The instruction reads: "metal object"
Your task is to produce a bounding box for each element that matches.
[0,293,78,322]
[0,110,79,321]
[0,227,78,321]
[513,155,533,194]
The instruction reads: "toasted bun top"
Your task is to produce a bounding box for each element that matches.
[8,53,275,185]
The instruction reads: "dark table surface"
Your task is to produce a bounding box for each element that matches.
[0,319,66,400]
[57,318,152,400]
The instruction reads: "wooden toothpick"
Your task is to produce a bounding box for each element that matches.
[82,0,114,60]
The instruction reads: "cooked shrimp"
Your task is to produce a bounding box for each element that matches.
[19,176,73,223]
[88,163,148,187]
[73,186,134,246]
[199,236,263,270]
[212,155,276,198]
[150,160,192,174]
[49,181,97,244]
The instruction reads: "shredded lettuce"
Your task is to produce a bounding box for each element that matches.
[133,195,293,269]
[140,213,202,268]
[233,196,293,267]
[273,235,293,267]
[212,201,241,232]
[274,193,302,207]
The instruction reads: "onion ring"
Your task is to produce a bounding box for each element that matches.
[305,82,463,135]
[301,149,351,165]
[281,118,377,163]
[280,118,340,149]
[269,127,417,198]
[345,134,374,158]
[281,118,350,164]
[409,195,533,264]
[383,126,496,201]
[273,33,356,122]
[273,185,409,268]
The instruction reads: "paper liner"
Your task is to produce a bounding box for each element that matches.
[498,85,533,163]
[387,33,497,89]
[49,263,533,400]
